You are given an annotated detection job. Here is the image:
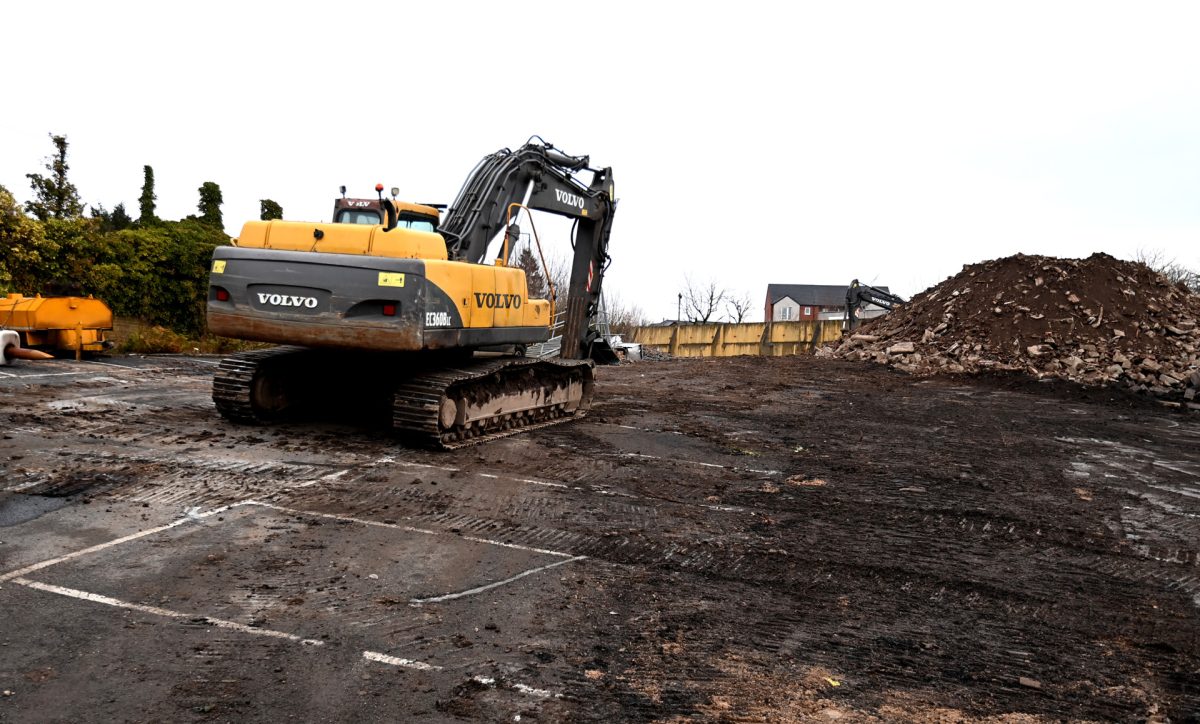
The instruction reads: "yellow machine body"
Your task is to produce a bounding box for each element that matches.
[422,260,551,330]
[0,294,113,352]
[236,218,450,262]
[221,217,552,347]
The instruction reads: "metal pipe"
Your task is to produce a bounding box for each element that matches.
[5,345,54,361]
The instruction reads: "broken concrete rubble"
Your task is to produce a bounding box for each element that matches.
[826,252,1200,404]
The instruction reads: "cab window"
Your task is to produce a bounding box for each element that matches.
[337,209,382,225]
[396,215,436,233]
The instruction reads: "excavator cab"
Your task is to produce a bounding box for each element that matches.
[333,185,383,225]
[332,188,440,232]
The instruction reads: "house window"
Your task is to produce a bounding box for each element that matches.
[779,306,794,320]
[803,306,812,316]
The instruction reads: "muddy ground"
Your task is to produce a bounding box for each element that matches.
[1,354,1198,723]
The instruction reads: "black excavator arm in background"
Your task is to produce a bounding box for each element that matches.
[846,279,905,331]
[438,139,617,361]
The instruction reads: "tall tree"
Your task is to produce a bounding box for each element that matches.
[25,133,84,221]
[602,291,647,337]
[138,165,157,224]
[259,199,283,221]
[514,245,549,300]
[0,184,58,294]
[89,203,111,228]
[89,202,132,231]
[196,181,223,228]
[110,203,133,231]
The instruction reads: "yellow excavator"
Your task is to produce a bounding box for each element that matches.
[207,139,616,448]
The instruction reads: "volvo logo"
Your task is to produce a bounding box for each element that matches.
[554,188,585,210]
[257,293,318,309]
[474,292,522,309]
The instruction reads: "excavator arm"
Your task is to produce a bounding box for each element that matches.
[846,279,904,331]
[439,139,616,360]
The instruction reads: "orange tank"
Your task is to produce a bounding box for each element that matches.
[0,293,113,354]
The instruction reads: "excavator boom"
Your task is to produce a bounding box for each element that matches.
[845,279,904,331]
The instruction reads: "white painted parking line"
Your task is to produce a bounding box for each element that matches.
[519,478,569,489]
[2,371,88,379]
[376,456,459,473]
[472,676,562,699]
[365,654,564,698]
[362,650,443,671]
[511,682,561,698]
[0,497,587,690]
[455,534,577,559]
[0,502,245,583]
[410,556,587,604]
[16,578,324,645]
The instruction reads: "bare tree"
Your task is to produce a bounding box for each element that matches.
[539,248,647,335]
[542,251,572,306]
[603,291,647,337]
[726,292,753,323]
[681,276,729,323]
[1136,248,1200,292]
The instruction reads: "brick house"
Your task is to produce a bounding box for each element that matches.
[765,283,893,322]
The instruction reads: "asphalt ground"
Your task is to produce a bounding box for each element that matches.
[1,354,1198,722]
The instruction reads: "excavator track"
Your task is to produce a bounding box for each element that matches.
[392,357,594,450]
[214,348,594,449]
[212,346,317,423]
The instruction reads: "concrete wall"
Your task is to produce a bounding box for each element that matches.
[631,320,844,358]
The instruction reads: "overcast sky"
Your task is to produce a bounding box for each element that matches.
[3,1,1198,322]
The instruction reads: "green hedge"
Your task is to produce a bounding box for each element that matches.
[1,189,228,335]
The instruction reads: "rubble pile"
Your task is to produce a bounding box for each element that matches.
[826,252,1200,405]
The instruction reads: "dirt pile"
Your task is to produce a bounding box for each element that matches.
[826,252,1200,404]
